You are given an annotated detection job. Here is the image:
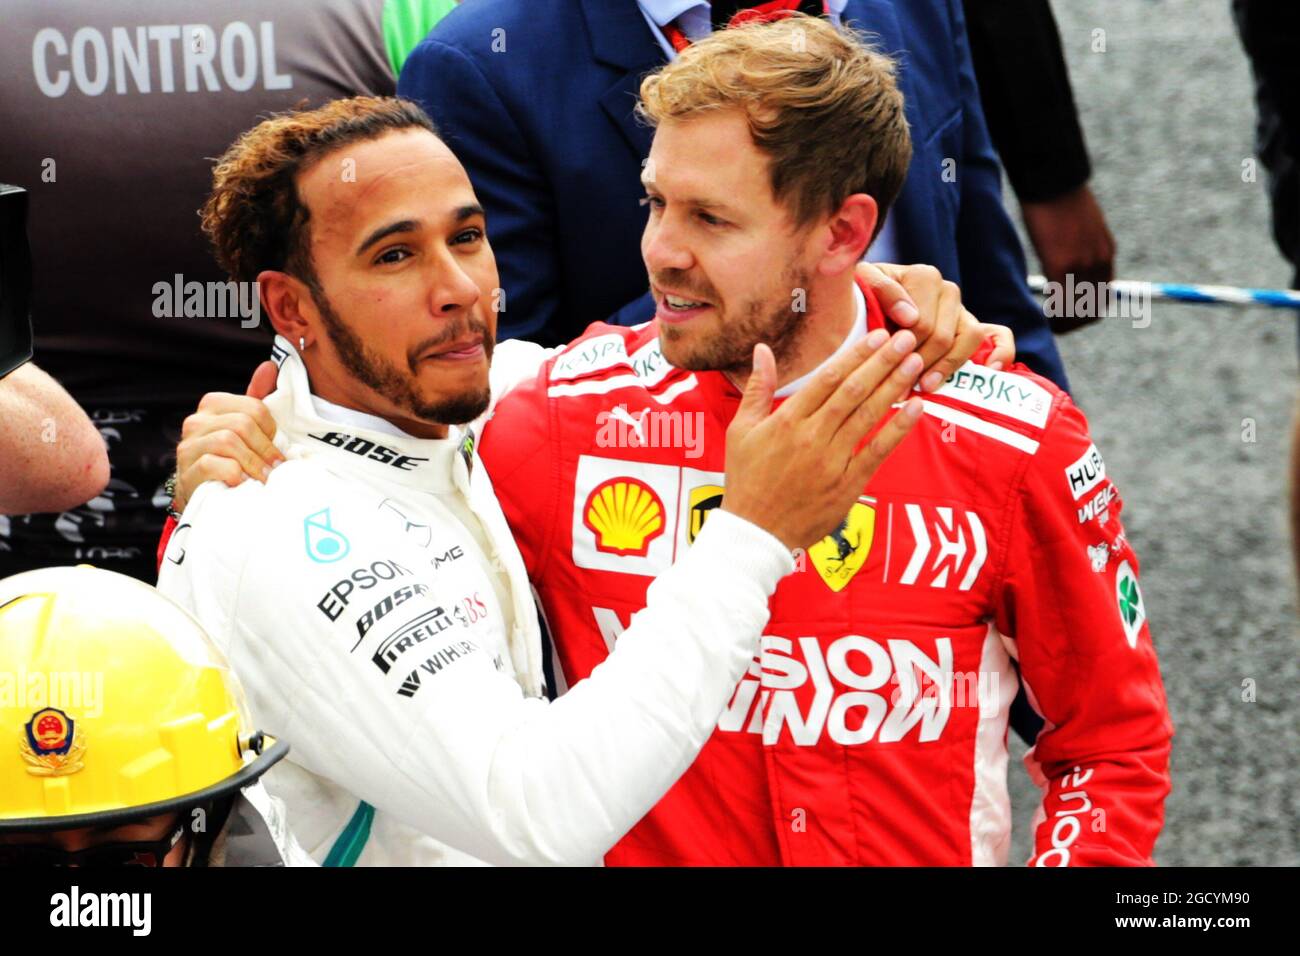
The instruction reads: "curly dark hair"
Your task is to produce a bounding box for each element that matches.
[200,96,437,296]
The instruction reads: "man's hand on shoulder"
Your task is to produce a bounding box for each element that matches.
[855,262,1016,390]
[172,361,282,514]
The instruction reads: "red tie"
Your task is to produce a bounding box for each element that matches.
[662,1,815,54]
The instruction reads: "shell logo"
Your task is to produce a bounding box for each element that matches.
[582,477,666,557]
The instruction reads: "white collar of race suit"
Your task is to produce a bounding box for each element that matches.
[264,336,474,495]
[772,280,868,399]
[311,394,416,439]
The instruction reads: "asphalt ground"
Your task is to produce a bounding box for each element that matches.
[1002,0,1298,866]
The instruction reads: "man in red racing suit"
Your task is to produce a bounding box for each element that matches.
[481,278,1173,866]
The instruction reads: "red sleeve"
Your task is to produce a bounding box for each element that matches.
[479,369,558,586]
[994,395,1173,866]
[156,514,178,574]
[970,333,998,366]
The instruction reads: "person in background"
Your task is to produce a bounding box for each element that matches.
[963,0,1117,333]
[1234,0,1300,292]
[0,362,109,517]
[0,0,453,581]
[0,184,109,518]
[1232,0,1300,584]
[0,565,308,867]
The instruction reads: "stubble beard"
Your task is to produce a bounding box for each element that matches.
[314,290,494,426]
[659,262,810,379]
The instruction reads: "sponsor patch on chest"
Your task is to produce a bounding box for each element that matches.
[549,335,675,388]
[571,457,729,576]
[569,456,993,600]
[933,363,1052,428]
[878,502,988,592]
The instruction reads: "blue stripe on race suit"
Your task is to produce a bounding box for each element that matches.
[323,801,375,867]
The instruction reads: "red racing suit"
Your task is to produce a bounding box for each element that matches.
[481,283,1174,866]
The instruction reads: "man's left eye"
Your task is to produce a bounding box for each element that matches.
[453,228,485,245]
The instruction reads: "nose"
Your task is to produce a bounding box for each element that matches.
[429,250,482,317]
[642,210,694,275]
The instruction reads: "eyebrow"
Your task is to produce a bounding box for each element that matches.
[642,184,737,216]
[452,203,485,223]
[353,205,487,257]
[355,219,421,257]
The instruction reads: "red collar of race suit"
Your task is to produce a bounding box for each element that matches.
[689,272,995,403]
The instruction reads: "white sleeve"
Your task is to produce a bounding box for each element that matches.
[483,338,556,420]
[180,482,790,866]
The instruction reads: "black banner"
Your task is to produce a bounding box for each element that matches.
[0,866,1282,942]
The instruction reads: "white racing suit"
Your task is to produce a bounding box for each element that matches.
[157,336,793,865]
[207,783,316,867]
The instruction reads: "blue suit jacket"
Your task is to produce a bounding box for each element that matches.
[399,0,1068,388]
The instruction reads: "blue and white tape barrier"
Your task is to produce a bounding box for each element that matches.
[1027,274,1300,309]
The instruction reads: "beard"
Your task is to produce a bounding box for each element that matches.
[314,290,493,426]
[656,262,809,378]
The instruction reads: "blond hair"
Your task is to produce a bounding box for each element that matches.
[637,13,911,236]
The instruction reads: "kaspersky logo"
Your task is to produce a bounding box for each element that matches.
[583,477,666,556]
[937,364,1051,428]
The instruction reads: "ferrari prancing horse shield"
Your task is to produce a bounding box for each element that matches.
[808,498,876,592]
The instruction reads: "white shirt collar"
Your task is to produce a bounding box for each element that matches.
[773,281,867,399]
[639,0,711,27]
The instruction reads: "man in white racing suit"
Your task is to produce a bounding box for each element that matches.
[155,96,935,865]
